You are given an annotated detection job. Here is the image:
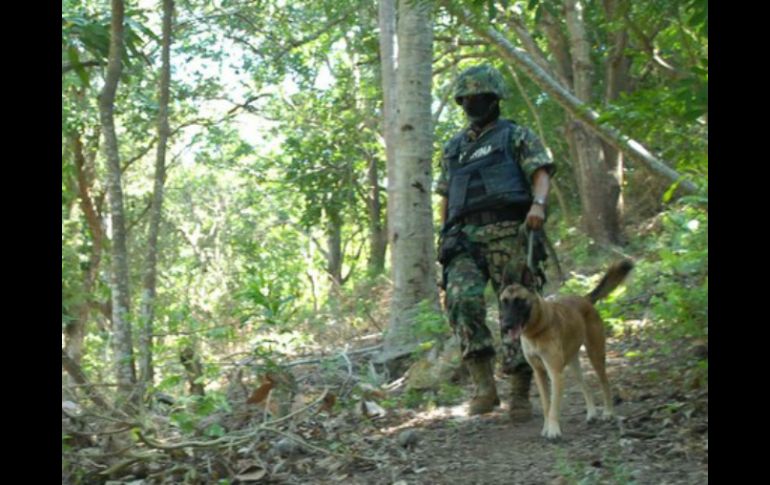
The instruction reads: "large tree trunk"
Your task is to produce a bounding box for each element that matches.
[378,0,397,270]
[381,0,438,364]
[138,0,174,391]
[98,0,137,403]
[564,0,621,245]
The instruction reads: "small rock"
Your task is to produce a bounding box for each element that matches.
[62,401,82,417]
[398,429,419,449]
[274,437,301,456]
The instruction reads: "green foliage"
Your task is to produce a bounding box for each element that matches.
[554,447,638,485]
[589,200,708,348]
[62,3,156,87]
[411,300,451,344]
[398,381,463,410]
[169,391,231,436]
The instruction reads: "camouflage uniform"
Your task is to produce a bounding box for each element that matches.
[437,65,556,375]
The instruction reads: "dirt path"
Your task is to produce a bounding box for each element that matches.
[332,334,708,485]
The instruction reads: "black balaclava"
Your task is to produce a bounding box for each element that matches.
[461,93,500,129]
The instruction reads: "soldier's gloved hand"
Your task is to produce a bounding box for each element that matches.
[526,204,545,230]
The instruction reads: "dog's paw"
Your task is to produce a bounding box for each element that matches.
[541,422,562,440]
[600,410,615,421]
[586,411,598,423]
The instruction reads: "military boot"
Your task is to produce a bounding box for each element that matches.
[508,368,533,422]
[466,356,500,415]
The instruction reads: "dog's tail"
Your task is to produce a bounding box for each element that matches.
[586,259,634,304]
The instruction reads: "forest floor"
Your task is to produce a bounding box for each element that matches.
[63,318,708,484]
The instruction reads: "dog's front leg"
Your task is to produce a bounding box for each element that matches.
[543,363,564,439]
[530,361,550,434]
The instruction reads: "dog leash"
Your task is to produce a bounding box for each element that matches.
[527,229,536,272]
[526,228,566,285]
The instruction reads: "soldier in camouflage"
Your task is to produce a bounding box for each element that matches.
[436,64,556,419]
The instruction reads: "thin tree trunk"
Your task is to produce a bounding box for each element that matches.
[65,132,104,366]
[325,211,343,288]
[367,153,387,275]
[601,0,632,222]
[378,0,397,270]
[563,0,621,245]
[139,0,174,392]
[98,0,137,403]
[382,0,437,364]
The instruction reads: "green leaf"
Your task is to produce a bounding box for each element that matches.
[662,179,682,203]
[204,424,226,438]
[67,46,90,87]
[126,17,160,43]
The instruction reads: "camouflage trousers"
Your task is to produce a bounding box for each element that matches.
[443,220,539,375]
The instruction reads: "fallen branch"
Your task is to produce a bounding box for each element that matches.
[283,345,383,368]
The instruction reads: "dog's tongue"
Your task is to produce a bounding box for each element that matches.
[508,327,522,341]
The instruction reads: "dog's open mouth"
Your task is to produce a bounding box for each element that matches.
[508,326,522,341]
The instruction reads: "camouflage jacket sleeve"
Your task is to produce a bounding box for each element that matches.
[512,125,556,181]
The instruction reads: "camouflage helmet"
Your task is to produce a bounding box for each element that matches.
[453,64,508,104]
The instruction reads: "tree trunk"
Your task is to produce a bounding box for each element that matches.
[138,0,174,392]
[367,153,387,275]
[65,132,104,366]
[378,0,397,270]
[325,211,343,288]
[98,0,137,403]
[564,0,621,245]
[381,0,438,364]
[601,0,632,222]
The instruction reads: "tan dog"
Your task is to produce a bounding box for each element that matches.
[499,259,633,439]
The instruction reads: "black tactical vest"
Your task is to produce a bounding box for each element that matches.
[444,120,532,223]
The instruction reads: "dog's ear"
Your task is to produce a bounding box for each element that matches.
[520,264,536,289]
[501,263,517,288]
